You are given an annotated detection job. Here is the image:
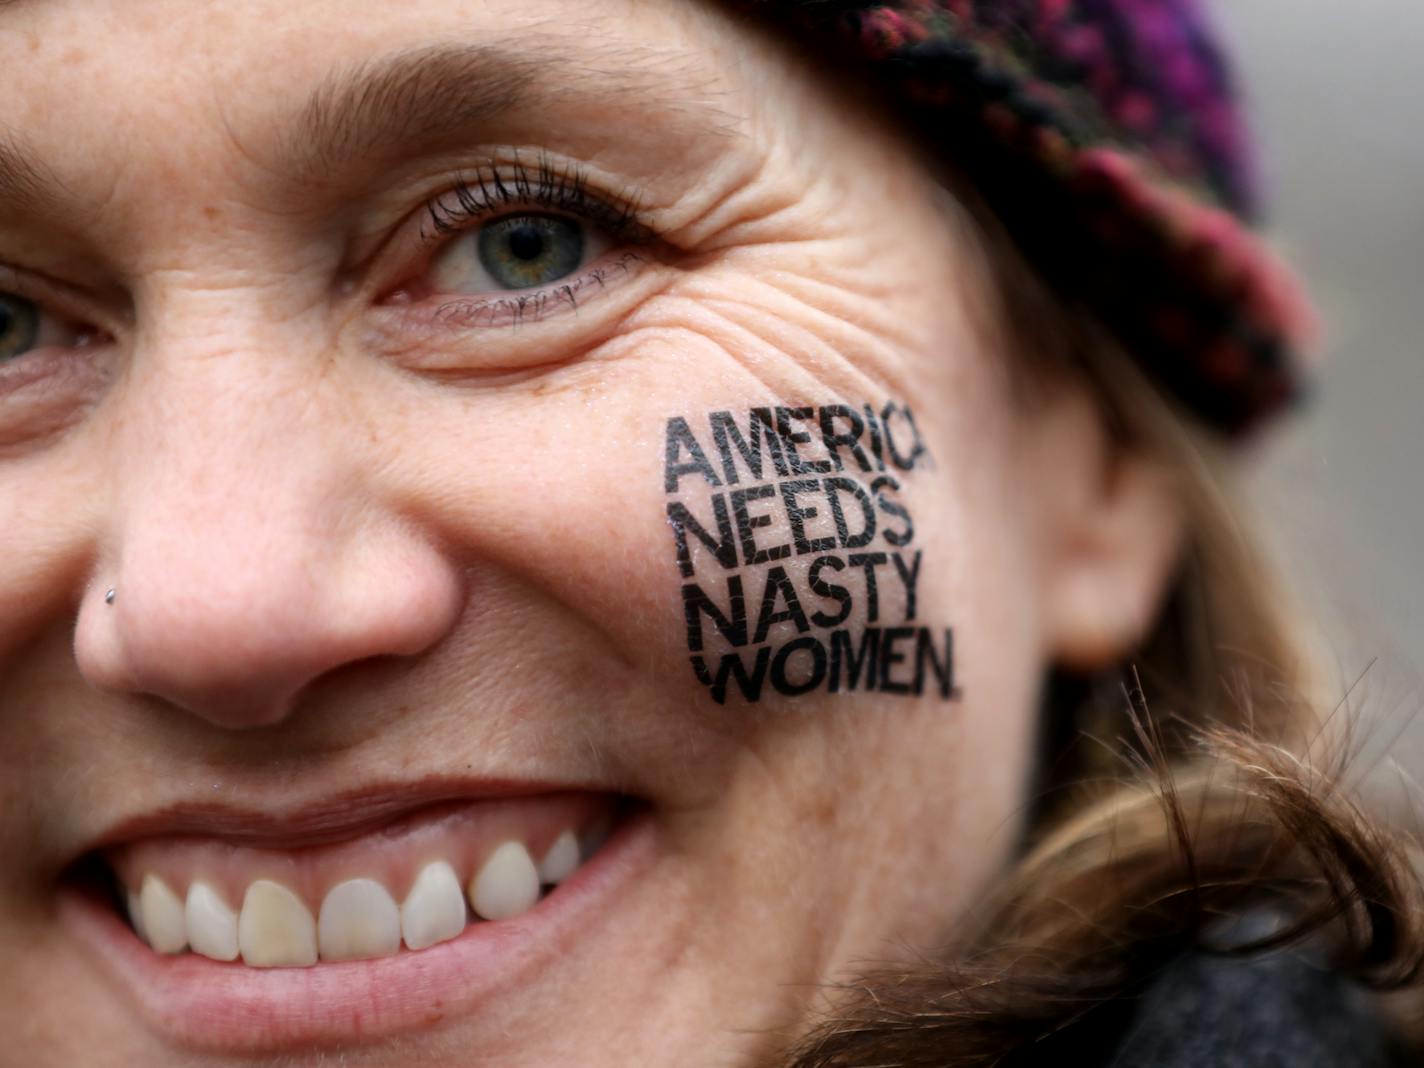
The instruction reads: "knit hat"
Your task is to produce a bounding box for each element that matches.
[739,0,1315,436]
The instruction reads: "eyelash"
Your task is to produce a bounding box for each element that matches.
[403,154,656,329]
[0,156,651,373]
[0,269,107,356]
[421,154,648,247]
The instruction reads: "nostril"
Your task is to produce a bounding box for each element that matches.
[151,684,308,732]
[73,525,465,730]
[77,600,314,727]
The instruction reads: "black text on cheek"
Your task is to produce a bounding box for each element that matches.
[663,403,961,706]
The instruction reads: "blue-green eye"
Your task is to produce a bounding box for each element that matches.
[0,293,40,361]
[430,213,608,295]
[477,216,584,290]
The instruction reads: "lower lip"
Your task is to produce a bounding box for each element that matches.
[60,809,655,1054]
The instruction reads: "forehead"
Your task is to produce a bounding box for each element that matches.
[0,0,712,101]
[0,0,745,223]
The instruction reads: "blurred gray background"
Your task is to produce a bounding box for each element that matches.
[1212,2,1423,734]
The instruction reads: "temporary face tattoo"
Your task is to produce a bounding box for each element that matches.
[663,403,961,705]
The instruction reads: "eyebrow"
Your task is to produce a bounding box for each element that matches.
[284,43,545,180]
[0,130,61,217]
[0,45,540,217]
[0,39,730,218]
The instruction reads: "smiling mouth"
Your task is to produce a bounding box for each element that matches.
[89,792,619,966]
[58,787,651,1049]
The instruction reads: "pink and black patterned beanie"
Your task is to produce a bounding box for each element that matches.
[740,0,1314,436]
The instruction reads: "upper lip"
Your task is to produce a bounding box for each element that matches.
[77,776,615,857]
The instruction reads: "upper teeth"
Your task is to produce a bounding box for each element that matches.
[128,832,587,967]
[187,879,239,961]
[537,829,580,885]
[400,860,466,951]
[468,841,541,922]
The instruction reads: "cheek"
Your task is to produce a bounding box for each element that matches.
[375,309,1045,769]
[644,367,1046,957]
[0,438,109,657]
[663,399,953,706]
[374,336,962,695]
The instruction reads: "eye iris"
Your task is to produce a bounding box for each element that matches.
[476,215,584,290]
[0,294,40,361]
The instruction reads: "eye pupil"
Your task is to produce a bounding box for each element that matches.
[506,225,546,262]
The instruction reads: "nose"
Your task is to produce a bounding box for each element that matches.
[73,348,464,730]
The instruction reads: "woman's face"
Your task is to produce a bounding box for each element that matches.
[0,0,1178,1064]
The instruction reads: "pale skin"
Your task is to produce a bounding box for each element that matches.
[0,1,1184,1065]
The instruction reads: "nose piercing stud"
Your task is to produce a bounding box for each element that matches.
[104,588,116,605]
